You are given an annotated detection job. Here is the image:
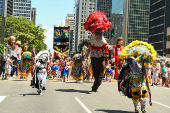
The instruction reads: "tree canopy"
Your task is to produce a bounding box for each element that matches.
[78,40,89,53]
[0,14,47,53]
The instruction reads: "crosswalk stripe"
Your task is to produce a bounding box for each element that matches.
[0,96,6,103]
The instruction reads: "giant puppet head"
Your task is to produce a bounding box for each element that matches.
[83,11,112,34]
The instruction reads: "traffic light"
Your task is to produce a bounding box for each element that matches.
[111,29,114,36]
[112,33,114,36]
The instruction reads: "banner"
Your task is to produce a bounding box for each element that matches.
[53,26,70,53]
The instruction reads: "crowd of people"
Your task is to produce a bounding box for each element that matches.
[147,59,170,87]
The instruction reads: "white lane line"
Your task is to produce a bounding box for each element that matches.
[75,97,92,113]
[0,96,6,103]
[147,99,170,109]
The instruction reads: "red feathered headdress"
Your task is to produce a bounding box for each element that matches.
[83,11,112,33]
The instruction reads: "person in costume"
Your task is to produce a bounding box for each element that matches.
[36,54,48,95]
[51,59,59,80]
[5,36,18,77]
[16,41,22,77]
[82,46,90,80]
[113,37,124,80]
[105,60,113,82]
[61,56,67,82]
[19,44,32,81]
[70,54,83,83]
[118,40,157,113]
[83,11,113,92]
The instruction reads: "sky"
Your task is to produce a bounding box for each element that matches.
[32,0,75,51]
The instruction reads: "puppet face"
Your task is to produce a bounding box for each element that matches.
[10,36,16,45]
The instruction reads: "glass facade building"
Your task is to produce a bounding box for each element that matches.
[112,0,123,14]
[123,0,150,46]
[96,0,112,40]
[111,0,124,45]
[0,0,7,17]
[13,0,32,19]
[148,0,170,56]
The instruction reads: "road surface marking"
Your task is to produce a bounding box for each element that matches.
[147,99,170,109]
[75,97,92,113]
[0,96,6,103]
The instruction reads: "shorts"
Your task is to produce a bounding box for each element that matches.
[61,68,66,75]
[5,68,11,74]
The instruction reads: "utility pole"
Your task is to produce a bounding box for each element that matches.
[1,0,7,44]
[1,17,6,44]
[10,28,13,36]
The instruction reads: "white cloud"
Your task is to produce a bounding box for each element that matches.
[44,27,54,51]
[41,25,48,29]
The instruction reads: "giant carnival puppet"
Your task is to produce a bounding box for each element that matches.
[118,40,157,113]
[113,37,124,80]
[31,50,49,95]
[18,44,32,80]
[5,36,18,77]
[83,11,113,92]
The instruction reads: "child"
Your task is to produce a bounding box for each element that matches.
[105,60,113,82]
[5,54,13,79]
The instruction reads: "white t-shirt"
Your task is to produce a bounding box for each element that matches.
[5,58,11,68]
[152,67,158,75]
[157,63,160,73]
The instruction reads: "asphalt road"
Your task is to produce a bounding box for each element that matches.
[0,77,170,113]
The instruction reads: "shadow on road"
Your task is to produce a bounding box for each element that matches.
[19,93,39,96]
[55,89,92,94]
[95,109,134,113]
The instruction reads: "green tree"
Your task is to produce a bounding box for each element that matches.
[78,40,89,53]
[0,14,47,53]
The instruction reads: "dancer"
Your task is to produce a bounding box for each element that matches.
[83,11,113,92]
[18,44,32,81]
[118,40,157,113]
[113,37,124,80]
[33,50,49,95]
[36,55,48,95]
[70,54,83,83]
[105,60,113,82]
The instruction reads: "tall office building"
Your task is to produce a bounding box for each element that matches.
[84,0,96,41]
[65,14,74,30]
[0,0,7,17]
[111,0,124,45]
[65,14,74,53]
[148,0,170,56]
[74,0,95,51]
[13,0,32,19]
[31,8,36,24]
[123,0,150,46]
[96,0,112,41]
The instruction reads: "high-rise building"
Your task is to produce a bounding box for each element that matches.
[65,14,74,30]
[0,0,7,17]
[112,0,124,14]
[74,0,91,52]
[111,0,124,45]
[84,0,96,41]
[148,0,170,56]
[31,8,36,24]
[65,14,74,53]
[96,0,112,41]
[13,0,32,20]
[123,0,150,46]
